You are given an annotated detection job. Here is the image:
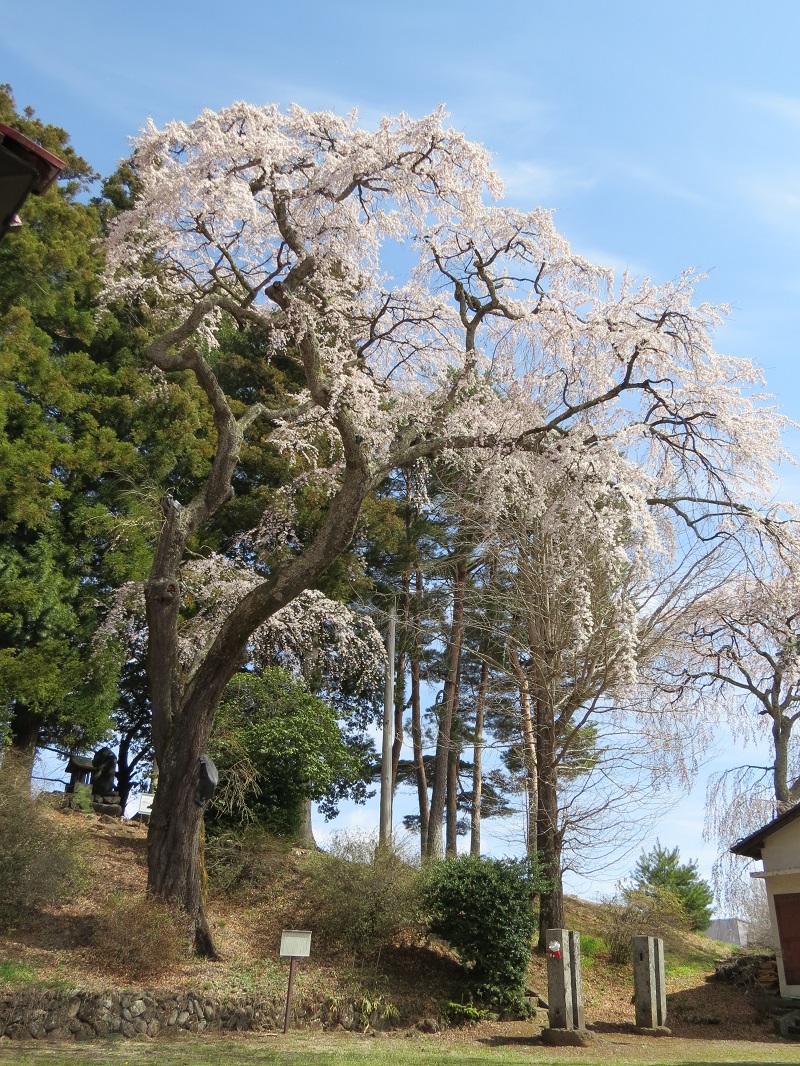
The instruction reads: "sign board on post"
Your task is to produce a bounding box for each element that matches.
[280,930,312,958]
[280,930,312,1034]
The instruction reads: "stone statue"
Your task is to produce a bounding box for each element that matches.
[91,746,117,798]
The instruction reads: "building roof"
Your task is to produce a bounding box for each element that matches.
[731,803,800,860]
[64,754,93,772]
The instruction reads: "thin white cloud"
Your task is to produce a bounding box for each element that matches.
[608,159,709,207]
[495,158,596,205]
[741,89,800,126]
[737,169,800,235]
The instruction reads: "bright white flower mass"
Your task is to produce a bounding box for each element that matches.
[105,102,790,523]
[100,557,384,696]
[102,103,798,851]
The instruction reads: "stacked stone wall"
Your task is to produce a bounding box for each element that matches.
[0,988,388,1040]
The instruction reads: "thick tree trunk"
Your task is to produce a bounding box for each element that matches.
[470,658,489,858]
[773,706,794,811]
[535,696,564,949]
[411,570,429,858]
[426,559,466,860]
[146,473,370,954]
[536,832,565,943]
[7,704,40,782]
[146,686,217,958]
[296,797,317,849]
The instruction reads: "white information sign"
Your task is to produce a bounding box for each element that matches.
[280,929,312,958]
[137,793,155,816]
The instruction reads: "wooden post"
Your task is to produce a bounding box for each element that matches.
[283,956,297,1035]
[633,935,667,1029]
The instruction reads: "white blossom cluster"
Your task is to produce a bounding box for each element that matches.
[103,103,790,521]
[251,588,386,697]
[479,442,646,703]
[97,556,385,693]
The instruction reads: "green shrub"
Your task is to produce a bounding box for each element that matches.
[0,960,36,985]
[423,855,540,1014]
[92,892,191,979]
[579,933,607,960]
[603,884,691,964]
[631,841,714,931]
[446,1001,492,1025]
[209,670,373,839]
[302,831,422,962]
[0,760,85,920]
[70,782,94,814]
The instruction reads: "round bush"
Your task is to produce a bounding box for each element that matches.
[423,856,540,1013]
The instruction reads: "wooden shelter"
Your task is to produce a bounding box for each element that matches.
[732,805,800,998]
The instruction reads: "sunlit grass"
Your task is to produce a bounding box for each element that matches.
[1,1033,800,1066]
[0,960,35,985]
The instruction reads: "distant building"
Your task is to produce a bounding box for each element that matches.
[732,805,800,998]
[705,918,749,947]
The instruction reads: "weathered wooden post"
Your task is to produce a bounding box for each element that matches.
[542,928,591,1045]
[632,935,669,1034]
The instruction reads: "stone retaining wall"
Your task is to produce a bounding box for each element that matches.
[0,988,387,1041]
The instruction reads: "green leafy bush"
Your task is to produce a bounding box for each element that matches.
[92,892,191,979]
[0,759,85,920]
[302,832,422,962]
[446,1001,492,1025]
[209,669,374,839]
[579,933,607,957]
[423,856,540,1014]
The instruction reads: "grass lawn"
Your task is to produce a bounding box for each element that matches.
[1,1032,800,1066]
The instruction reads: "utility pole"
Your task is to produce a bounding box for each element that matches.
[379,603,396,849]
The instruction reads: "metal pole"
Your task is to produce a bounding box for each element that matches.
[379,603,396,848]
[283,956,297,1034]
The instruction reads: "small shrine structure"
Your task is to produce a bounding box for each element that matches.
[732,805,800,998]
[64,754,93,794]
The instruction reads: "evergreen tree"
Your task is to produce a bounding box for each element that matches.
[208,668,374,838]
[0,85,121,766]
[631,841,714,931]
[0,86,212,772]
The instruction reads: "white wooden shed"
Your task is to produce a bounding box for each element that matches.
[732,805,800,998]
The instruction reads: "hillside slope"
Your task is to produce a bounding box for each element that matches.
[0,806,779,1042]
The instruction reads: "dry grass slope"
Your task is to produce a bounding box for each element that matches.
[0,805,785,1046]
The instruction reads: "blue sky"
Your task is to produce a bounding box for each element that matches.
[6,1,800,903]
